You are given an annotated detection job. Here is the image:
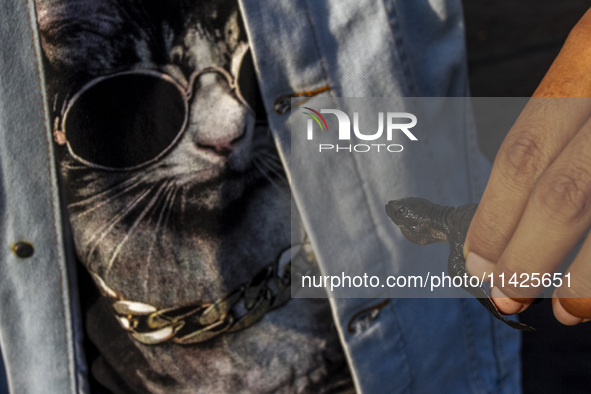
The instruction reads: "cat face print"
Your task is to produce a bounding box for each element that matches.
[32,3,353,392]
[34,0,290,307]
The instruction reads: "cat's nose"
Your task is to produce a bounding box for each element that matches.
[196,127,245,157]
[189,72,252,157]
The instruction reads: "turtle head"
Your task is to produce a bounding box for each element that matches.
[385,197,430,225]
[385,198,447,245]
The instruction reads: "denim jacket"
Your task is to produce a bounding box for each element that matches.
[0,0,520,393]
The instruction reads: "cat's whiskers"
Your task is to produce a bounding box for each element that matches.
[252,156,282,191]
[105,179,173,275]
[84,184,157,271]
[257,149,284,168]
[259,153,285,177]
[143,180,178,295]
[255,153,285,181]
[68,171,149,210]
[179,181,189,216]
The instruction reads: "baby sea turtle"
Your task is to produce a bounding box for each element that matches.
[385,197,533,331]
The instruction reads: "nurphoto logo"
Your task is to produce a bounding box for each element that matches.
[303,108,418,153]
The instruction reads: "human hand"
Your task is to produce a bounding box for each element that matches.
[465,8,591,325]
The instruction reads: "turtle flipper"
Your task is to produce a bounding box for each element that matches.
[461,280,534,331]
[448,246,534,331]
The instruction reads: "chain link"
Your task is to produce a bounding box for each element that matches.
[90,244,315,345]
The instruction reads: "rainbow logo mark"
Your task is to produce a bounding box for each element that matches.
[302,107,329,132]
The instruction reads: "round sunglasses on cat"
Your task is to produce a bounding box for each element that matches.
[54,66,255,171]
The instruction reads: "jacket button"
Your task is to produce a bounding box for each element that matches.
[12,241,34,258]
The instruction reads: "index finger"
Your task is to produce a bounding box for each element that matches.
[465,16,591,268]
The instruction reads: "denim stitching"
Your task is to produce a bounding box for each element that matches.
[490,317,506,390]
[347,148,391,288]
[381,0,417,96]
[302,0,336,106]
[462,298,491,393]
[386,300,413,393]
[24,1,77,392]
[303,1,390,299]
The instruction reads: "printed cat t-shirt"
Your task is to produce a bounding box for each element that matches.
[33,0,354,392]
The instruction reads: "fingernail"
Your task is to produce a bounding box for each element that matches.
[491,286,524,315]
[553,297,582,326]
[465,252,496,278]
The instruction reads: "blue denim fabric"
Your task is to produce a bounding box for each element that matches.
[0,0,520,393]
[240,0,520,393]
[0,1,87,393]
